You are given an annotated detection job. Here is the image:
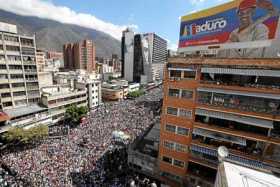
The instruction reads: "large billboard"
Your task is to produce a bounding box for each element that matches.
[179,0,280,54]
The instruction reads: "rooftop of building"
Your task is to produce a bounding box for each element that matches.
[220,161,280,187]
[134,122,160,158]
[168,57,280,68]
[41,85,85,97]
[4,104,47,119]
[102,83,122,91]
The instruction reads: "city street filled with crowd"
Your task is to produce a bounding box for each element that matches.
[1,87,163,187]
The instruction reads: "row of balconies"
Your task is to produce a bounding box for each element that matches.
[168,69,280,96]
[0,60,36,65]
[48,96,88,108]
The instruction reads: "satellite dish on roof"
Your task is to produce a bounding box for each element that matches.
[218,146,229,162]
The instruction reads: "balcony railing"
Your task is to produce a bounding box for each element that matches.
[23,61,36,65]
[190,143,265,170]
[192,134,263,157]
[26,78,38,82]
[0,79,9,83]
[9,69,23,74]
[27,86,39,91]
[0,69,8,74]
[24,69,37,73]
[48,97,87,108]
[0,88,11,93]
[8,60,22,65]
[21,43,34,47]
[10,79,25,83]
[11,87,25,92]
[201,80,280,91]
[190,145,219,165]
[28,93,40,98]
[197,91,280,115]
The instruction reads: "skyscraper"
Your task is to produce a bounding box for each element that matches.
[121,30,167,83]
[121,28,135,82]
[142,33,167,83]
[63,40,96,73]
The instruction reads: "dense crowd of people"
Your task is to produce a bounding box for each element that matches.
[1,87,162,187]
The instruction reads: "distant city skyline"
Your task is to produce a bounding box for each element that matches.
[0,0,230,50]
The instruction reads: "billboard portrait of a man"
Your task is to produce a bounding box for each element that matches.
[179,0,280,57]
[229,0,279,43]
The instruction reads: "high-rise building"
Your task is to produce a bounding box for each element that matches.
[122,28,135,82]
[142,33,167,83]
[159,57,280,187]
[46,51,63,60]
[63,40,96,73]
[122,30,167,83]
[0,22,40,111]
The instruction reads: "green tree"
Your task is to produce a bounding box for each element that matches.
[65,105,88,124]
[3,125,48,145]
[127,89,145,98]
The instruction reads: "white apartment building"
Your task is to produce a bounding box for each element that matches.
[75,80,102,109]
[0,22,40,111]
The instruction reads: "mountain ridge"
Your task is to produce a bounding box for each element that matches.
[0,9,121,57]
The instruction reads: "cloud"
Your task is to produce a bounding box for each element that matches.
[190,0,207,6]
[0,0,138,40]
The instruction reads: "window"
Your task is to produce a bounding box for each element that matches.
[177,127,189,136]
[165,124,176,133]
[0,65,6,69]
[173,159,185,168]
[181,90,193,99]
[179,109,192,119]
[163,141,174,150]
[170,70,181,78]
[3,102,12,107]
[183,71,196,79]
[175,144,188,153]
[0,84,9,89]
[169,89,180,98]
[165,124,190,137]
[1,93,11,98]
[12,83,24,88]
[6,45,20,52]
[13,91,25,96]
[167,107,178,116]
[9,65,22,70]
[11,74,23,79]
[162,156,172,164]
[0,74,8,79]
